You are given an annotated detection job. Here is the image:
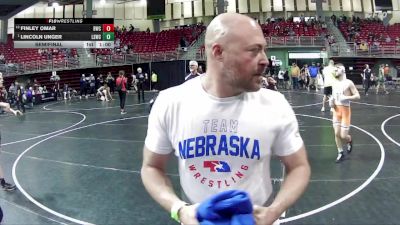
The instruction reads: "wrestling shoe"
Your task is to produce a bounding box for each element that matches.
[346,140,353,154]
[2,182,16,191]
[335,152,345,163]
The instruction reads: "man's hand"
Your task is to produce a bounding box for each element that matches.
[179,204,199,225]
[253,205,281,225]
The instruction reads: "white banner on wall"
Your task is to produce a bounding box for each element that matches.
[289,52,324,59]
[167,0,197,3]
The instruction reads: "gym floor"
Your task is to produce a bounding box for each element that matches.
[0,88,399,225]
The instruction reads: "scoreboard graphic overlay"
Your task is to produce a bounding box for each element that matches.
[14,18,115,49]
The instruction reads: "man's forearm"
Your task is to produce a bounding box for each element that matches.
[343,91,360,101]
[346,94,360,101]
[141,166,183,212]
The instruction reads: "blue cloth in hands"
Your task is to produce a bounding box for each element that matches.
[196,190,254,225]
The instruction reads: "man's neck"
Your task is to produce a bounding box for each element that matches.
[201,73,243,98]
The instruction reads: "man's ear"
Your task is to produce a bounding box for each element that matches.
[211,43,223,61]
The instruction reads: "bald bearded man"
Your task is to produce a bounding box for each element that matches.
[141,13,310,225]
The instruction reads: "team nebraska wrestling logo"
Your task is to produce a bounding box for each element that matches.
[203,161,231,172]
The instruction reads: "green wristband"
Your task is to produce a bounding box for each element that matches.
[170,201,188,223]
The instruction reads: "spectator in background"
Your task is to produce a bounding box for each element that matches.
[151,70,158,91]
[308,62,319,91]
[385,35,391,43]
[123,44,128,54]
[89,74,96,96]
[384,64,390,77]
[63,83,71,100]
[291,62,300,89]
[8,83,16,104]
[115,38,121,51]
[361,64,373,96]
[376,64,389,95]
[0,54,5,64]
[96,74,104,90]
[184,60,201,81]
[288,28,296,37]
[129,24,135,32]
[301,64,311,89]
[25,87,33,107]
[115,26,121,34]
[180,36,187,48]
[16,83,26,113]
[79,74,87,99]
[0,73,6,99]
[283,69,290,90]
[96,55,103,66]
[33,79,40,93]
[116,70,127,114]
[106,72,115,94]
[128,42,134,53]
[360,41,368,51]
[50,75,61,99]
[136,67,147,103]
[131,72,138,93]
[372,40,380,51]
[277,68,285,89]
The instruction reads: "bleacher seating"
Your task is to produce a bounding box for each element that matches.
[339,20,400,46]
[92,25,206,55]
[260,21,326,37]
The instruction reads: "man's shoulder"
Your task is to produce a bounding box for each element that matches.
[159,77,199,100]
[250,88,286,104]
[259,87,282,95]
[345,79,355,85]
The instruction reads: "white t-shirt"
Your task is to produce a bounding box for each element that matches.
[145,76,303,205]
[322,65,336,87]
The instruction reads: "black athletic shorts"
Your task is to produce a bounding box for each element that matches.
[324,86,332,96]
